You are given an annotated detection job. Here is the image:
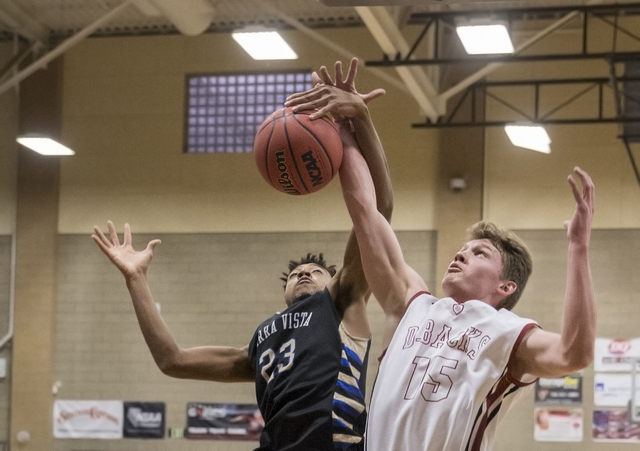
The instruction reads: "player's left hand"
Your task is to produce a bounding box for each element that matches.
[285,58,385,121]
[564,166,595,246]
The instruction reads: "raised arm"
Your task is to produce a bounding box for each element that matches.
[285,59,393,338]
[513,167,596,379]
[92,221,253,382]
[339,134,429,346]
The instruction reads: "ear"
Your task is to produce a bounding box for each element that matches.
[498,280,517,297]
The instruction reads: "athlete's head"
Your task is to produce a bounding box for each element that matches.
[281,253,336,306]
[442,221,532,310]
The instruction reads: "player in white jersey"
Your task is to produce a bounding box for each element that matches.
[286,87,594,450]
[337,128,595,449]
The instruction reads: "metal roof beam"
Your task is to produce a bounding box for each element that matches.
[0,0,134,97]
[356,6,443,122]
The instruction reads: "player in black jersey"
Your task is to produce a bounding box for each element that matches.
[92,58,392,451]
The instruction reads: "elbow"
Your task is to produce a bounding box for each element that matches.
[565,348,594,374]
[157,353,185,378]
[157,359,178,377]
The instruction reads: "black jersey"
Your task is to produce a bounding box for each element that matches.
[248,288,370,451]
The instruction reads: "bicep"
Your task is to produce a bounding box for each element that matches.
[513,328,573,379]
[166,345,254,382]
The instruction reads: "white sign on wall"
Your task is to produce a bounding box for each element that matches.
[594,373,640,407]
[53,400,123,439]
[534,408,583,442]
[594,338,640,372]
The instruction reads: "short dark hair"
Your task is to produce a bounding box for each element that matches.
[281,253,336,288]
[467,221,533,311]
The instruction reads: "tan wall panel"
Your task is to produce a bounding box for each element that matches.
[59,29,438,234]
[0,44,18,235]
[484,123,640,229]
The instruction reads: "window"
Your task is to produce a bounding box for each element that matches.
[185,70,313,153]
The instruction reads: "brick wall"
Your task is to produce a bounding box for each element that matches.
[52,230,435,451]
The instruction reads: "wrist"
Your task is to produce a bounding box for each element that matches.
[568,240,590,254]
[350,107,371,123]
[125,270,147,285]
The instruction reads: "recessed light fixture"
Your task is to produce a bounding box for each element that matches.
[456,22,514,55]
[232,29,297,60]
[504,124,551,154]
[16,136,75,156]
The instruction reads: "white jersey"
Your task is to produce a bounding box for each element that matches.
[365,292,538,451]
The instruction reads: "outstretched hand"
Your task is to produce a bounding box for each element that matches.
[285,57,386,121]
[92,220,161,279]
[564,167,595,245]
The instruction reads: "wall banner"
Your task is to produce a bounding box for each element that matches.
[186,402,263,441]
[535,374,582,405]
[123,402,165,439]
[53,400,123,439]
[594,338,640,372]
[534,408,583,442]
[593,409,640,442]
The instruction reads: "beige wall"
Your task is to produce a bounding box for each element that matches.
[0,44,18,235]
[58,28,437,235]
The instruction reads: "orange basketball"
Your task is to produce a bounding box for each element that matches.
[254,107,343,195]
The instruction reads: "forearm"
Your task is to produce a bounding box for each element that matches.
[125,273,182,373]
[350,113,393,220]
[125,273,253,382]
[560,242,596,369]
[340,145,413,316]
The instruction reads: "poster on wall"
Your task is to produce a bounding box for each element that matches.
[594,373,640,407]
[533,408,583,442]
[123,402,165,439]
[186,402,263,441]
[535,374,582,405]
[594,337,640,372]
[593,409,640,442]
[53,400,123,439]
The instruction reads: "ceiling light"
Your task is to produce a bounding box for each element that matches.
[504,125,551,154]
[456,23,514,55]
[16,136,75,156]
[232,30,297,60]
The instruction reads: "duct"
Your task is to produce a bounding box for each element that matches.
[133,0,215,36]
[355,6,443,121]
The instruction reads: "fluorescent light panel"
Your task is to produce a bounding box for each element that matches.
[232,31,297,60]
[504,125,551,154]
[17,137,75,155]
[456,24,514,54]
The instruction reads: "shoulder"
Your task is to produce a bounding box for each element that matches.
[405,291,438,311]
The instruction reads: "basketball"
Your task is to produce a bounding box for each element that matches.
[254,107,343,195]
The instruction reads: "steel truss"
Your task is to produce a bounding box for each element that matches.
[411,74,640,184]
[366,3,640,67]
[364,3,640,186]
